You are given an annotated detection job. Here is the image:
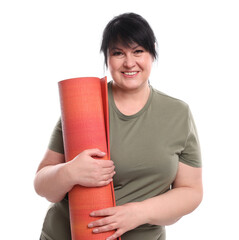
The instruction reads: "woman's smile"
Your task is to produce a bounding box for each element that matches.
[121,71,139,78]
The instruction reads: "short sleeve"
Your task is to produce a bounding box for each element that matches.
[179,108,202,168]
[48,118,65,154]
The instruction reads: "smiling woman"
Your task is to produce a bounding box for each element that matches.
[102,13,157,114]
[108,44,153,94]
[107,43,153,115]
[35,12,202,240]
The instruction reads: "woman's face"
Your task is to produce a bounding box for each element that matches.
[107,43,154,92]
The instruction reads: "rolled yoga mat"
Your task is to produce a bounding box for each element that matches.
[58,77,120,240]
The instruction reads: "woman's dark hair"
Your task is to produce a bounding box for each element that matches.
[100,12,158,67]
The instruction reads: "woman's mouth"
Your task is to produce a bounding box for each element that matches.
[122,71,139,77]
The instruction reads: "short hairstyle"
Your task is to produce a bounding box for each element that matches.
[100,12,158,67]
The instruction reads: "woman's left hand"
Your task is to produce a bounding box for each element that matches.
[88,202,144,240]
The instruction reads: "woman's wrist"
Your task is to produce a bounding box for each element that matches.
[127,201,149,227]
[63,161,77,191]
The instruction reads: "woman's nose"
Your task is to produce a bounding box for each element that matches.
[123,54,136,68]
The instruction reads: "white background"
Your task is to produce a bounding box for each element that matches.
[0,0,238,239]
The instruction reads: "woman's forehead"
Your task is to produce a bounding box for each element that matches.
[109,42,139,50]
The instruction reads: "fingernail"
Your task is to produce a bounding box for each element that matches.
[101,152,106,155]
[90,212,95,216]
[88,223,93,228]
[93,228,99,233]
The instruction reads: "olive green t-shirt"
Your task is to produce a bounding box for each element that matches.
[40,81,201,240]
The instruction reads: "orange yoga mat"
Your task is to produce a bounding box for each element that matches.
[58,77,120,240]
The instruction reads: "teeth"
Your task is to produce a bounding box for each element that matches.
[124,72,137,75]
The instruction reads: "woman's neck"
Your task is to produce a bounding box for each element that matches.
[112,81,151,116]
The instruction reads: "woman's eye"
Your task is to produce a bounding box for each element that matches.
[113,51,123,56]
[134,49,144,55]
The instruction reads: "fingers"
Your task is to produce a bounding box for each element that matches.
[93,164,115,187]
[92,223,116,234]
[84,148,106,157]
[99,159,115,168]
[97,165,115,187]
[88,213,123,239]
[71,148,116,188]
[105,230,123,240]
[102,170,116,181]
[79,149,114,167]
[88,204,138,240]
[83,149,115,167]
[90,207,115,217]
[88,215,111,227]
[97,178,114,187]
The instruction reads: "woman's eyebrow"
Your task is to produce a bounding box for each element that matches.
[131,45,140,49]
[110,47,123,51]
[110,45,140,51]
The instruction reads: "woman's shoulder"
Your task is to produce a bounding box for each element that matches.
[151,86,189,112]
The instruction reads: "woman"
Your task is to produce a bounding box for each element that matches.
[35,13,203,240]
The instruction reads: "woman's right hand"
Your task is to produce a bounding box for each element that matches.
[66,148,115,188]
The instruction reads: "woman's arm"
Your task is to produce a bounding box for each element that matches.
[34,148,115,203]
[88,162,203,240]
[34,149,71,203]
[139,162,203,226]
